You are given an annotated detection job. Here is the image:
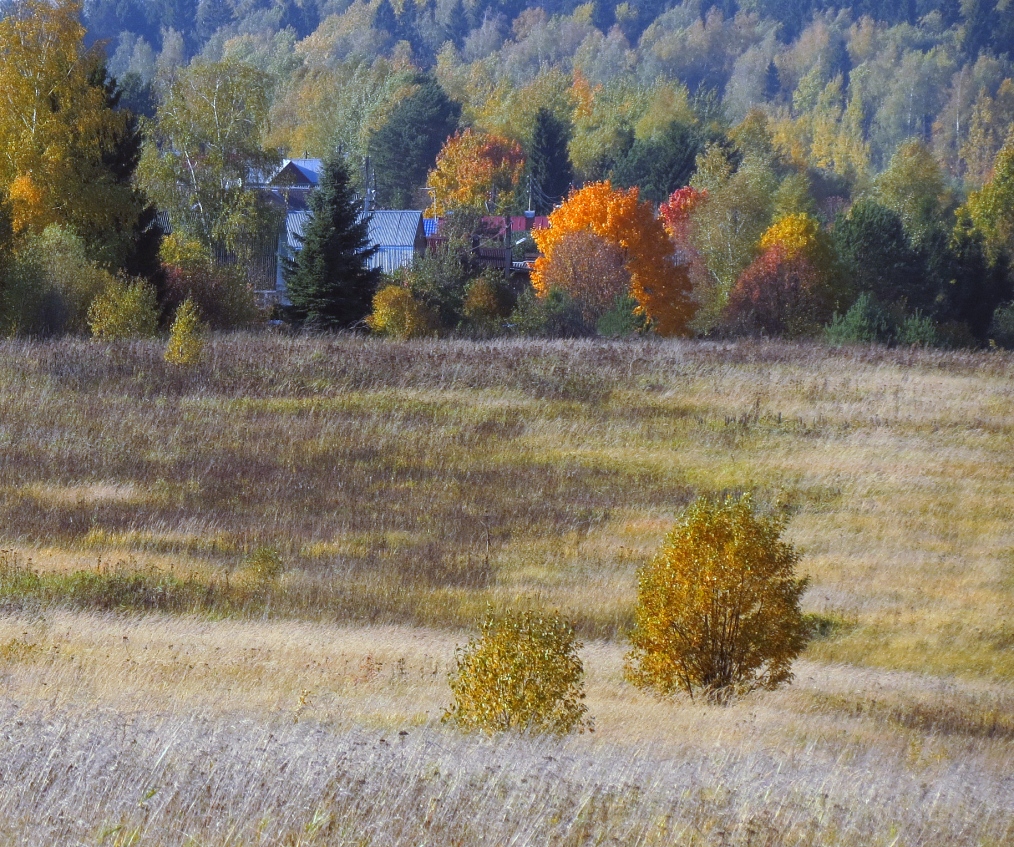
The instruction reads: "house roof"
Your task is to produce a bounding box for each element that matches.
[423,214,550,239]
[284,209,424,252]
[369,210,426,248]
[272,159,323,187]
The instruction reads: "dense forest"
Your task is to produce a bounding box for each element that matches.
[2,0,1014,344]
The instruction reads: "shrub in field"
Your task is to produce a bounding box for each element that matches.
[164,297,206,366]
[990,301,1014,348]
[367,284,436,338]
[445,607,590,735]
[596,292,647,337]
[160,234,258,330]
[243,547,283,584]
[896,311,941,347]
[509,287,593,338]
[824,293,893,345]
[625,495,808,702]
[536,229,631,323]
[87,277,159,340]
[461,273,511,334]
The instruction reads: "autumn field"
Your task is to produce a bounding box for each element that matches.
[1,334,1013,845]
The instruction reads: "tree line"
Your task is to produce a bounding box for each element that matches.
[0,0,1013,345]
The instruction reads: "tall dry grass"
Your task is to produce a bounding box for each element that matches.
[1,334,1013,843]
[2,334,1011,675]
[0,609,1011,846]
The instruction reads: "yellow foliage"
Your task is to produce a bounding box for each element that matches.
[0,0,140,256]
[759,213,821,259]
[8,175,42,234]
[159,233,211,270]
[532,181,695,336]
[164,298,206,366]
[87,278,160,340]
[427,129,526,215]
[444,607,590,736]
[625,495,809,702]
[462,276,508,331]
[366,285,435,338]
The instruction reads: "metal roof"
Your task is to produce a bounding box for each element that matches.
[285,210,423,251]
[275,159,322,186]
[368,210,425,249]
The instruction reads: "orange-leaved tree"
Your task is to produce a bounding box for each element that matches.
[532,181,696,336]
[427,129,526,215]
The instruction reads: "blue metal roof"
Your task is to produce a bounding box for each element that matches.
[282,210,425,275]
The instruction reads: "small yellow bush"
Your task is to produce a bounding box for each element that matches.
[462,274,508,331]
[164,298,206,366]
[366,285,435,338]
[625,494,808,702]
[87,277,160,340]
[444,607,590,735]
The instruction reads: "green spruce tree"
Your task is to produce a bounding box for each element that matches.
[528,108,573,213]
[285,153,381,329]
[368,75,460,209]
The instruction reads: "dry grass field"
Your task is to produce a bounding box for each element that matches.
[1,335,1012,845]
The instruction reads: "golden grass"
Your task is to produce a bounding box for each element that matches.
[0,609,1011,844]
[1,335,1013,842]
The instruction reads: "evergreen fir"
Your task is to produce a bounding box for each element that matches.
[528,108,573,213]
[285,153,381,329]
[611,119,706,204]
[368,75,460,209]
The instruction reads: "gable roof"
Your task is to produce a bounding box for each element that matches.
[269,158,323,187]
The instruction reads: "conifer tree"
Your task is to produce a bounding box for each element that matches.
[528,108,573,213]
[285,152,381,329]
[368,75,460,209]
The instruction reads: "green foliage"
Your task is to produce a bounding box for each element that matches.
[164,297,206,366]
[824,293,894,345]
[461,273,512,335]
[612,119,707,204]
[444,607,590,736]
[0,225,122,336]
[832,200,926,310]
[896,311,941,347]
[528,107,574,212]
[285,152,381,330]
[87,277,159,340]
[509,287,593,338]
[934,215,1013,340]
[990,301,1014,348]
[625,495,808,702]
[368,75,460,210]
[596,293,647,337]
[399,211,486,329]
[136,58,279,255]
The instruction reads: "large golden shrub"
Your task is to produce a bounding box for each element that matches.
[625,495,808,702]
[86,277,159,340]
[366,284,436,338]
[445,607,590,735]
